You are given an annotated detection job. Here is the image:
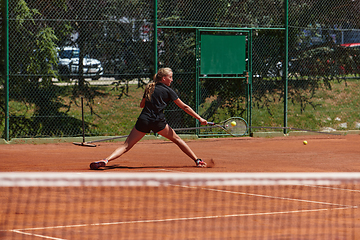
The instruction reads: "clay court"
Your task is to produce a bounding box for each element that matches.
[2,134,360,172]
[1,134,360,239]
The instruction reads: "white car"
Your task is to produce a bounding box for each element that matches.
[58,46,104,80]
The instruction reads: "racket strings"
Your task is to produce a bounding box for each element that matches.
[223,118,247,135]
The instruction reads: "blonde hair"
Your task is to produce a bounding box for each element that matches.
[144,68,172,101]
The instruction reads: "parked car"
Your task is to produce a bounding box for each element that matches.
[339,43,360,74]
[288,43,360,76]
[341,42,360,49]
[57,46,104,80]
[288,44,357,77]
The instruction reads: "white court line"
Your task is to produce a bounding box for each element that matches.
[158,169,191,173]
[305,184,360,193]
[11,230,66,240]
[8,206,352,233]
[173,185,357,209]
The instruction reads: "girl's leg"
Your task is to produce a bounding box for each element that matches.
[106,127,146,162]
[157,124,198,161]
[90,127,146,169]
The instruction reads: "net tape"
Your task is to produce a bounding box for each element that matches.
[1,172,360,187]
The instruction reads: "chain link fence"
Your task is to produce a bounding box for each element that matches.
[1,0,360,140]
[284,1,360,133]
[0,2,4,135]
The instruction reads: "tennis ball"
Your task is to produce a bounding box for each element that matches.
[230,121,236,127]
[303,140,308,145]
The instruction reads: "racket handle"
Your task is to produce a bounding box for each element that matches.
[207,122,215,125]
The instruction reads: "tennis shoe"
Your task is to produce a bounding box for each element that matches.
[90,160,107,170]
[195,159,207,168]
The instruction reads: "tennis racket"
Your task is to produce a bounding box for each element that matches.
[208,117,248,137]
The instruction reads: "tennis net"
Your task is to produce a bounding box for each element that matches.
[0,172,359,239]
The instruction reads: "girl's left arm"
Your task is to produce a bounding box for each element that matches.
[140,98,146,108]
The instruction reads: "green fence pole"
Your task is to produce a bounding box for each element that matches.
[248,29,253,136]
[153,0,158,74]
[5,0,9,141]
[283,0,289,134]
[195,30,200,132]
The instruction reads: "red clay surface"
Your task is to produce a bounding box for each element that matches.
[1,134,360,172]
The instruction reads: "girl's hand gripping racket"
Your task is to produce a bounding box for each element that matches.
[207,117,248,137]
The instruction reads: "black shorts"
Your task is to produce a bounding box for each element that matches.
[135,118,167,133]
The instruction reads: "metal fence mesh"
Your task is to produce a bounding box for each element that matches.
[0,2,4,135]
[285,1,360,133]
[1,0,360,139]
[157,0,284,28]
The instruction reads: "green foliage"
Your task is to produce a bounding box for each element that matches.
[29,27,58,80]
[251,78,360,132]
[200,79,247,121]
[4,0,75,138]
[7,84,144,138]
[2,0,360,139]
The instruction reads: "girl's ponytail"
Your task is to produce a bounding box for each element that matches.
[144,68,172,101]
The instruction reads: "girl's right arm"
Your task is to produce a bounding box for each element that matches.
[174,98,207,125]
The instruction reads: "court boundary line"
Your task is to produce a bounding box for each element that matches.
[11,230,66,240]
[7,206,353,232]
[304,184,360,193]
[174,184,357,208]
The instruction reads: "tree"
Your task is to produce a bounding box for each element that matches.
[4,0,84,138]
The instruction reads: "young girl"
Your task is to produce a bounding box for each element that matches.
[90,68,208,169]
